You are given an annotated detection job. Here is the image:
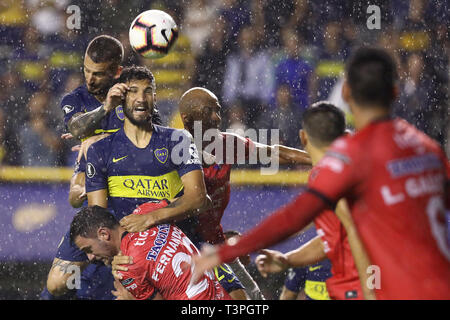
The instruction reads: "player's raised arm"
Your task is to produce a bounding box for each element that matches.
[252,142,311,165]
[69,171,86,208]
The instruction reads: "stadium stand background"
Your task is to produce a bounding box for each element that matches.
[0,0,448,299]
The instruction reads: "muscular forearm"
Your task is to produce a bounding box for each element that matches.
[67,106,108,139]
[47,259,87,296]
[218,191,326,264]
[276,145,312,165]
[285,236,326,267]
[151,194,208,225]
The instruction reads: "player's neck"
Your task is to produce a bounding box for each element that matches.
[308,147,327,166]
[124,120,153,148]
[94,93,107,104]
[353,105,390,131]
[115,227,127,252]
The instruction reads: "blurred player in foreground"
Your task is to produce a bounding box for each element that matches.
[70,204,230,300]
[256,102,373,300]
[192,47,450,299]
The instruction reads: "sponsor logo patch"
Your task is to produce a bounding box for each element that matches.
[86,162,96,178]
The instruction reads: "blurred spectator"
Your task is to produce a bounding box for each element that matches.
[274,27,313,112]
[27,0,67,37]
[194,16,229,98]
[218,0,251,52]
[226,101,247,136]
[395,53,431,134]
[44,27,84,95]
[270,84,302,148]
[0,108,5,164]
[0,70,31,165]
[222,25,274,129]
[183,0,219,56]
[19,91,65,167]
[311,21,347,101]
[12,26,51,93]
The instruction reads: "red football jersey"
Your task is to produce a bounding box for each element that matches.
[197,132,254,244]
[219,118,450,299]
[311,163,362,299]
[118,224,231,300]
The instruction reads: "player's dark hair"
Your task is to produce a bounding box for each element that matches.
[346,46,398,109]
[86,35,124,67]
[69,206,119,244]
[118,65,156,91]
[301,102,346,147]
[224,230,241,239]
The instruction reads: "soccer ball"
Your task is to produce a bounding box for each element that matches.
[129,10,178,59]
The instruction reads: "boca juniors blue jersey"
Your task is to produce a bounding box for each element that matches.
[85,125,203,240]
[60,84,125,136]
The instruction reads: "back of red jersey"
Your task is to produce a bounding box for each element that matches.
[309,118,450,299]
[310,167,362,299]
[119,224,231,300]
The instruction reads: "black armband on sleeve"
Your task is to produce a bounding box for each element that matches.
[305,187,337,210]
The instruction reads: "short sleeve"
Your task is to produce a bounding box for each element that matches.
[85,143,108,193]
[169,129,203,177]
[60,93,82,127]
[284,267,307,293]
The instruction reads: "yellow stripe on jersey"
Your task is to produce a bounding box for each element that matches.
[80,129,121,142]
[107,172,184,199]
[304,280,330,300]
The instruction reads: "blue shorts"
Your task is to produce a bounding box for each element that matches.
[214,263,245,293]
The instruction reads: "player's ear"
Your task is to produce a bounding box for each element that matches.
[392,84,399,101]
[342,80,351,104]
[299,129,307,147]
[180,112,190,127]
[112,65,123,79]
[98,227,110,241]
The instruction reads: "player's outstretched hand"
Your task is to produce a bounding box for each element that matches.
[255,249,289,278]
[112,251,133,280]
[61,133,74,140]
[190,244,221,285]
[119,213,154,233]
[112,279,136,300]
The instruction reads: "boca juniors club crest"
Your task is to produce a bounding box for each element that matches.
[154,148,169,164]
[115,105,125,121]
